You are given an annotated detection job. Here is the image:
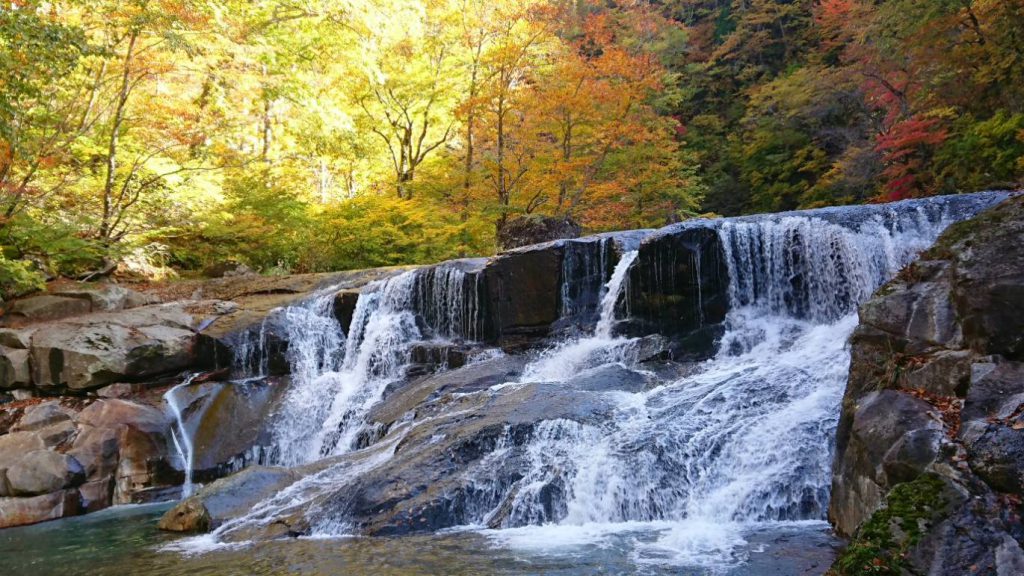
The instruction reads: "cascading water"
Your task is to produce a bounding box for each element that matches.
[473,197,993,566]
[168,193,1009,572]
[266,271,421,466]
[165,373,202,497]
[519,249,640,383]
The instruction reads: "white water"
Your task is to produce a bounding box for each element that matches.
[474,202,975,567]
[266,271,421,466]
[177,193,1005,570]
[518,249,640,383]
[165,373,201,498]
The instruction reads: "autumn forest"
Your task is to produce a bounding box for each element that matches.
[1,0,1023,294]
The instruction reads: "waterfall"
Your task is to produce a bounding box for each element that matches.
[469,196,991,565]
[413,263,484,341]
[232,318,269,378]
[165,373,201,498]
[262,291,348,465]
[520,249,639,383]
[594,250,639,339]
[266,271,420,466]
[175,192,1008,568]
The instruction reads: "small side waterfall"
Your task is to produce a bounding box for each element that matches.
[413,263,485,341]
[165,373,201,497]
[519,249,639,383]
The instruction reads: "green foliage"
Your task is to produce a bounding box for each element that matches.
[0,254,45,300]
[833,474,949,575]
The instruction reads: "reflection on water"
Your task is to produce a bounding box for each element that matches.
[0,504,838,576]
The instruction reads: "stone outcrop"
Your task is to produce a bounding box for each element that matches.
[0,304,208,393]
[0,397,179,528]
[159,465,300,532]
[621,224,729,359]
[3,284,159,325]
[830,195,1024,575]
[496,215,581,250]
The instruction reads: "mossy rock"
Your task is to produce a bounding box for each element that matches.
[832,473,952,575]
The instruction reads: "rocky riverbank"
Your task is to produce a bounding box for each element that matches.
[829,195,1024,574]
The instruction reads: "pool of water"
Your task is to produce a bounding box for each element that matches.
[0,504,839,576]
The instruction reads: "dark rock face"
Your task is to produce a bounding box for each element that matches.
[497,216,581,250]
[830,196,1024,575]
[483,245,564,347]
[620,226,729,359]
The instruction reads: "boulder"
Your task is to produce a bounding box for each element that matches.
[830,196,1024,574]
[0,489,81,528]
[12,401,71,432]
[78,477,114,513]
[332,290,360,334]
[29,311,197,390]
[0,328,33,349]
[497,215,580,250]
[53,284,156,312]
[67,426,120,479]
[159,466,300,532]
[6,295,91,323]
[830,387,944,535]
[184,378,286,476]
[5,450,85,496]
[0,346,31,388]
[0,431,46,469]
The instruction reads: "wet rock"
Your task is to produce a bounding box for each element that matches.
[484,245,563,346]
[620,225,729,360]
[568,363,652,393]
[184,379,286,476]
[78,477,114,513]
[6,295,91,323]
[407,343,471,376]
[159,466,300,532]
[292,383,613,537]
[368,355,526,427]
[332,290,360,333]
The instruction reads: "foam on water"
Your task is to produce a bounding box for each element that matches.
[177,192,1008,570]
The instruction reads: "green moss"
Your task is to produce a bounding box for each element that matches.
[833,474,949,575]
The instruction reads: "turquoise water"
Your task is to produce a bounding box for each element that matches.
[0,504,838,576]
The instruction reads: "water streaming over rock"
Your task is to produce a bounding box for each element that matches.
[264,271,421,466]
[454,193,1007,566]
[165,373,202,497]
[178,192,1009,570]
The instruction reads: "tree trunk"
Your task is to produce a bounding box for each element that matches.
[99,30,138,243]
